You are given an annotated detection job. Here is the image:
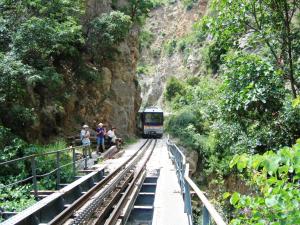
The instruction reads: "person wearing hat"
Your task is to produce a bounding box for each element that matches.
[80,124,92,158]
[96,123,105,153]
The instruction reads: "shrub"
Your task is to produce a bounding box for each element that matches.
[89,11,132,59]
[186,76,201,86]
[88,11,132,62]
[177,39,188,52]
[136,65,149,75]
[163,39,177,56]
[0,126,28,161]
[165,77,186,101]
[0,17,10,52]
[0,54,34,104]
[13,17,83,67]
[0,126,29,180]
[139,29,155,49]
[221,52,286,120]
[150,0,168,8]
[203,40,227,74]
[0,137,73,213]
[151,47,161,58]
[122,0,153,22]
[0,54,39,132]
[227,141,300,224]
[182,0,198,10]
[75,63,102,82]
[0,185,36,214]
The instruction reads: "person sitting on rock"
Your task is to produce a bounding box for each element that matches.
[107,127,122,148]
[96,123,105,153]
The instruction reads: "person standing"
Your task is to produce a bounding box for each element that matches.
[80,124,91,158]
[96,123,105,153]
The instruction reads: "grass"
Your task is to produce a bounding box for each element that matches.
[136,64,155,76]
[40,139,68,152]
[124,136,138,146]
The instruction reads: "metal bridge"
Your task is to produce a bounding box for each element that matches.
[0,139,227,225]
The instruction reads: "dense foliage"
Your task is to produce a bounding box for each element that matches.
[89,11,132,61]
[227,140,300,224]
[0,0,84,137]
[166,0,300,172]
[206,0,300,98]
[0,0,155,218]
[165,0,300,223]
[0,0,154,138]
[0,126,73,214]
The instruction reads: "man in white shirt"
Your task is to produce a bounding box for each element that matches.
[107,127,122,148]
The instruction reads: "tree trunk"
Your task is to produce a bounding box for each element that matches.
[284,0,297,98]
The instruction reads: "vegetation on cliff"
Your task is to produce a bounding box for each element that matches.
[0,0,153,216]
[0,0,84,139]
[2,0,300,222]
[0,0,151,141]
[164,0,300,223]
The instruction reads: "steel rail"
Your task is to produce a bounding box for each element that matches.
[118,170,147,225]
[48,139,150,225]
[104,139,157,225]
[86,172,135,225]
[68,139,153,225]
[70,173,135,225]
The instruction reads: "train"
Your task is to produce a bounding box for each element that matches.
[137,106,164,138]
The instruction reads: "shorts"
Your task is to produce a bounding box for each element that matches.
[82,140,90,146]
[97,137,104,145]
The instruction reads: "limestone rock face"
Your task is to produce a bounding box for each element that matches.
[186,150,199,175]
[19,0,141,142]
[175,144,199,176]
[101,67,112,92]
[138,0,207,108]
[64,36,141,138]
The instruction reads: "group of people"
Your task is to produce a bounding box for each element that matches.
[80,122,122,156]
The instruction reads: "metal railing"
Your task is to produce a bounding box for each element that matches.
[167,140,227,225]
[0,145,94,199]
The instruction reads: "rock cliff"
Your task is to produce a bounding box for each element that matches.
[138,0,207,107]
[20,0,142,141]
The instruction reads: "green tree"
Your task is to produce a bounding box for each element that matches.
[227,140,300,224]
[0,0,84,55]
[221,52,285,120]
[211,0,300,98]
[126,0,153,21]
[88,11,132,62]
[0,0,84,135]
[13,17,83,67]
[165,77,186,101]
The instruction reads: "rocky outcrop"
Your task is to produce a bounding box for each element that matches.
[76,40,141,138]
[138,0,207,107]
[20,0,141,142]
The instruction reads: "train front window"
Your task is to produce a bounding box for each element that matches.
[144,113,163,125]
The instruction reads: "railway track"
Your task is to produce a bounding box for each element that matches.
[3,139,157,225]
